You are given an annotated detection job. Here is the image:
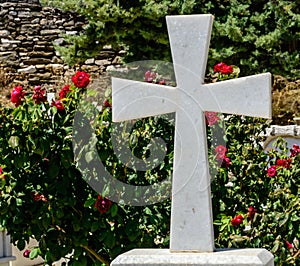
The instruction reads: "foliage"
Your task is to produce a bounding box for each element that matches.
[212,122,300,266]
[0,64,299,266]
[0,74,172,265]
[40,0,299,79]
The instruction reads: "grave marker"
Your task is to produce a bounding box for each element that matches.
[111,14,274,266]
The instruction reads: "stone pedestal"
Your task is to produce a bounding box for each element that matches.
[111,248,274,266]
[0,257,16,266]
[0,231,16,266]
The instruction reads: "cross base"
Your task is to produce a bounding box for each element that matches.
[0,256,16,266]
[110,248,274,266]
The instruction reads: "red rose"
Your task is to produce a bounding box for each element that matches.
[32,85,46,104]
[51,100,65,112]
[103,99,112,108]
[285,241,293,250]
[144,71,156,82]
[11,86,26,106]
[0,166,5,179]
[221,156,231,168]
[23,249,31,258]
[215,145,227,160]
[276,158,291,169]
[290,144,300,157]
[32,192,47,202]
[220,65,233,74]
[158,79,166,85]
[247,206,256,220]
[59,84,71,99]
[205,111,220,126]
[214,62,233,75]
[94,195,112,213]
[267,165,277,177]
[214,62,226,73]
[231,214,244,227]
[71,71,90,88]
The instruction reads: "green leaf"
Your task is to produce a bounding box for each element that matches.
[73,256,87,266]
[279,213,289,227]
[17,240,25,251]
[29,248,39,260]
[271,241,280,253]
[16,198,22,206]
[290,212,299,222]
[47,163,59,178]
[14,154,27,168]
[8,136,19,148]
[104,231,116,249]
[84,198,95,207]
[73,223,81,232]
[91,222,99,232]
[110,204,118,217]
[144,207,152,215]
[73,247,83,259]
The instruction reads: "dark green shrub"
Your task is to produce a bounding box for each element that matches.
[41,0,299,79]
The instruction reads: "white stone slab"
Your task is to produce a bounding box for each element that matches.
[266,125,300,136]
[264,125,300,152]
[110,248,274,266]
[0,257,16,266]
[0,231,15,266]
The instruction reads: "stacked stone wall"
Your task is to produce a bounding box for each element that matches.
[0,0,121,87]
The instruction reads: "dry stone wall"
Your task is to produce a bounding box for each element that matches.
[0,0,121,87]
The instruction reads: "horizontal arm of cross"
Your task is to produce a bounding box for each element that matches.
[112,77,178,122]
[199,73,272,118]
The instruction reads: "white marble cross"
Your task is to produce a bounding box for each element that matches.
[112,15,271,252]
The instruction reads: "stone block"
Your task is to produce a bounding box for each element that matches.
[95,59,111,66]
[112,56,122,65]
[65,31,77,35]
[0,51,16,57]
[85,58,95,65]
[63,21,74,27]
[40,29,61,35]
[8,11,17,16]
[0,10,8,16]
[1,39,20,44]
[31,18,40,24]
[35,64,45,70]
[28,51,53,58]
[0,51,18,65]
[111,249,274,266]
[51,56,63,64]
[18,11,31,18]
[23,58,51,65]
[18,65,36,73]
[40,19,47,25]
[53,38,64,45]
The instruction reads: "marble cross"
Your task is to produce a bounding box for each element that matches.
[112,15,271,252]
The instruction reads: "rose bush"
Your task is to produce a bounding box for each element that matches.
[0,70,172,266]
[213,136,300,265]
[0,64,299,266]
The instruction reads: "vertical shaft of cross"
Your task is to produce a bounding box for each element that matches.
[170,109,215,252]
[167,15,215,252]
